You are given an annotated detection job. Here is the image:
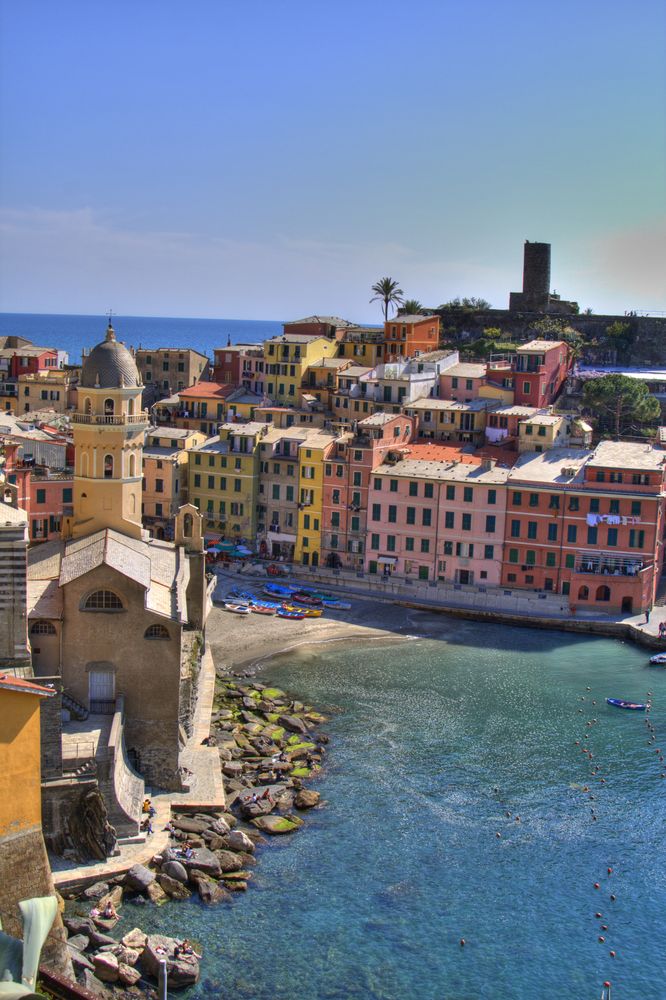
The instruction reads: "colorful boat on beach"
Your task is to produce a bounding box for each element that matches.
[606,697,647,711]
[282,604,323,618]
[277,609,306,620]
[223,602,251,615]
[290,592,323,606]
[649,653,666,665]
[250,605,276,616]
[322,599,352,610]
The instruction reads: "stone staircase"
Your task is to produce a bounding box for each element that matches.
[62,691,89,721]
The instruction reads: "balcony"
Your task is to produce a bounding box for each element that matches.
[574,551,648,577]
[71,411,150,426]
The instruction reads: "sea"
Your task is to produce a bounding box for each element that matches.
[0,312,283,364]
[129,620,666,1000]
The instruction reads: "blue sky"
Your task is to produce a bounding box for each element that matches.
[0,0,664,320]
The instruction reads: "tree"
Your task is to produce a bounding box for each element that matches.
[583,374,660,438]
[398,299,423,315]
[439,296,491,312]
[370,277,404,321]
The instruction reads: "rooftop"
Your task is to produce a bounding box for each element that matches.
[338,365,372,378]
[517,339,566,352]
[389,314,437,324]
[375,457,510,484]
[146,426,197,440]
[406,398,490,412]
[358,412,406,427]
[178,382,234,399]
[487,405,539,417]
[135,347,209,360]
[284,316,353,328]
[0,500,27,526]
[143,445,181,459]
[521,414,562,426]
[218,421,270,436]
[508,448,592,485]
[0,674,55,697]
[308,357,351,369]
[442,362,487,378]
[403,444,481,464]
[587,440,666,471]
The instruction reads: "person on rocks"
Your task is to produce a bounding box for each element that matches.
[180,940,201,959]
[102,901,117,920]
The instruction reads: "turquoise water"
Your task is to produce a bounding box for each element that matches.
[137,621,666,999]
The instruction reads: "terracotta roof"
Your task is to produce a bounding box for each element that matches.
[404,444,482,464]
[0,674,55,697]
[178,382,234,399]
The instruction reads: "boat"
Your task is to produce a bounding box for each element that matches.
[290,592,323,606]
[223,602,251,615]
[649,653,666,665]
[250,604,276,616]
[277,609,306,620]
[282,604,323,618]
[263,584,292,598]
[606,697,647,711]
[322,599,352,610]
[250,598,284,610]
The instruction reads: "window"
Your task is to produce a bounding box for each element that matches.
[420,539,430,553]
[488,489,496,505]
[527,521,537,539]
[610,472,623,484]
[545,552,556,567]
[485,515,495,533]
[629,529,645,549]
[388,505,397,523]
[286,486,294,502]
[234,479,241,492]
[607,527,618,546]
[409,482,418,497]
[331,511,340,528]
[194,473,201,488]
[422,509,432,527]
[463,487,473,503]
[62,487,72,503]
[567,525,577,543]
[484,544,494,559]
[562,582,570,596]
[549,495,560,510]
[510,519,520,538]
[372,504,381,521]
[587,527,598,544]
[370,533,380,550]
[565,553,575,568]
[272,485,280,500]
[445,512,454,529]
[207,475,215,489]
[30,621,56,635]
[631,501,642,516]
[351,516,360,532]
[508,548,519,563]
[406,507,416,525]
[194,454,201,466]
[462,513,471,531]
[526,550,536,565]
[104,454,113,479]
[444,541,453,555]
[374,478,382,491]
[568,496,579,511]
[523,381,531,394]
[424,483,433,499]
[512,492,522,506]
[83,590,123,611]
[353,472,362,487]
[547,524,558,541]
[596,471,605,482]
[36,489,46,503]
[332,489,340,504]
[446,485,455,501]
[529,493,539,508]
[406,537,414,551]
[451,377,458,388]
[303,514,310,529]
[145,624,170,639]
[390,479,398,492]
[632,473,649,486]
[387,535,396,552]
[589,498,600,513]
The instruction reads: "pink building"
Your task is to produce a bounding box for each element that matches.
[512,340,571,407]
[439,362,488,401]
[321,412,415,570]
[364,453,509,584]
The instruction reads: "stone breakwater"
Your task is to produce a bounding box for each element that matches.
[60,677,328,997]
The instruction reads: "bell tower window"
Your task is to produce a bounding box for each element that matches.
[104,398,114,416]
[104,454,113,478]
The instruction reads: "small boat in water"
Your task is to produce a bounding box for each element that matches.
[606,697,647,711]
[224,602,251,615]
[649,653,666,665]
[322,599,352,610]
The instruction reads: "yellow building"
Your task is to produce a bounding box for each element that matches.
[188,422,270,542]
[479,382,515,406]
[338,327,385,365]
[63,323,149,541]
[142,427,207,539]
[294,431,337,567]
[264,335,339,406]
[18,370,77,415]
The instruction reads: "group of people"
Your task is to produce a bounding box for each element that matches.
[155,939,201,962]
[141,797,156,835]
[176,840,195,860]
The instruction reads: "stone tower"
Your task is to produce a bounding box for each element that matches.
[63,322,149,541]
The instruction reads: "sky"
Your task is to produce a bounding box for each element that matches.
[0,0,664,321]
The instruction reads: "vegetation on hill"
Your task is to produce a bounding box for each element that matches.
[583,374,660,438]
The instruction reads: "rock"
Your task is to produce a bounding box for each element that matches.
[214,849,244,873]
[221,812,237,829]
[161,860,188,884]
[118,962,142,986]
[180,847,221,877]
[158,873,192,900]
[65,916,95,937]
[209,817,231,836]
[67,934,90,952]
[88,930,117,949]
[251,814,304,835]
[124,863,156,893]
[114,946,140,967]
[83,881,110,900]
[218,747,233,761]
[239,796,274,820]
[147,880,169,905]
[93,952,119,983]
[98,886,123,911]
[222,760,244,778]
[279,714,308,735]
[207,834,227,851]
[294,789,321,809]
[68,945,95,970]
[121,927,147,950]
[224,880,248,892]
[226,829,255,853]
[81,969,114,997]
[221,870,253,882]
[171,816,211,835]
[236,851,257,868]
[141,934,200,988]
[196,876,232,905]
[92,915,119,932]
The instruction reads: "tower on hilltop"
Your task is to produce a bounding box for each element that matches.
[509,241,578,314]
[63,322,149,540]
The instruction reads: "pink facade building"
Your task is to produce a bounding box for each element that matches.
[512,340,571,407]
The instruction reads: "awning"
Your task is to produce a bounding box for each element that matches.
[377,556,397,565]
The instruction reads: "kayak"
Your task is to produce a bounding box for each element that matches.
[224,602,251,615]
[649,653,666,665]
[606,698,647,711]
[250,605,276,616]
[277,610,306,620]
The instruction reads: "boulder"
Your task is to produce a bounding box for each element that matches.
[207,834,227,851]
[93,952,119,983]
[92,914,118,932]
[118,962,142,986]
[121,927,147,950]
[124,863,156,893]
[158,873,192,900]
[88,930,117,949]
[214,849,244,873]
[239,796,274,820]
[279,714,308,735]
[98,886,123,911]
[224,880,248,892]
[161,859,189,883]
[147,880,169,905]
[68,945,95,971]
[67,934,90,952]
[222,760,244,778]
[210,817,231,836]
[180,847,221,877]
[114,946,140,967]
[64,916,95,937]
[81,969,114,997]
[226,829,255,853]
[251,814,304,835]
[141,934,200,988]
[171,816,211,835]
[196,876,232,905]
[295,788,321,809]
[83,881,110,900]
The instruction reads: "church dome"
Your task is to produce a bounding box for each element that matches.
[80,323,142,389]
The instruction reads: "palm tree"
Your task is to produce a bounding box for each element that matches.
[370,277,404,321]
[399,298,423,315]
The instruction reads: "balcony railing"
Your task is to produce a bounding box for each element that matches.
[71,412,149,426]
[574,551,648,577]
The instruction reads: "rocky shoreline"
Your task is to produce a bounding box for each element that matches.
[59,675,329,996]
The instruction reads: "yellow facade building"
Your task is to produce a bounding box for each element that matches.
[294,431,337,567]
[263,335,339,406]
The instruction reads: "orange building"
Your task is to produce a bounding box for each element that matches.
[383,314,440,359]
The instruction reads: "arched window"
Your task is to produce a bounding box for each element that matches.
[129,493,136,514]
[30,620,56,635]
[104,398,114,416]
[83,397,92,414]
[596,585,611,602]
[129,453,136,477]
[144,624,170,640]
[81,453,89,477]
[578,586,589,601]
[128,398,135,416]
[183,513,193,537]
[83,590,123,611]
[104,454,113,479]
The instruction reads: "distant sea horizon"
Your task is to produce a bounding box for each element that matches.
[0,311,285,366]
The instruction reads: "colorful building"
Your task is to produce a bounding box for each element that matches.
[18,370,77,415]
[263,334,340,406]
[338,326,386,366]
[142,427,207,540]
[294,431,338,567]
[512,340,571,407]
[383,314,440,359]
[135,347,210,396]
[403,398,491,444]
[174,382,236,435]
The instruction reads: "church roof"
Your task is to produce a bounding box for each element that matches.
[80,323,142,390]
